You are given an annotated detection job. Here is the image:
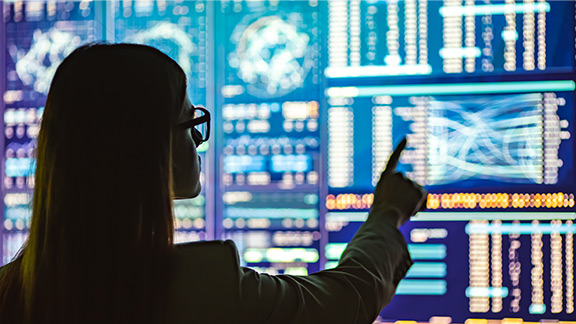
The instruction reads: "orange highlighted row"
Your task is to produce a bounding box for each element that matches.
[427,193,575,210]
[326,193,575,210]
[325,193,374,210]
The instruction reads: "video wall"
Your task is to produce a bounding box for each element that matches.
[1,1,574,323]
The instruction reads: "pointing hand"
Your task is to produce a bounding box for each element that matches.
[371,138,428,228]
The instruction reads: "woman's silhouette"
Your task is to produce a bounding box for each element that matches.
[0,43,427,324]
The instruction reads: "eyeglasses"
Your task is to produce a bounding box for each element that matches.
[177,106,211,147]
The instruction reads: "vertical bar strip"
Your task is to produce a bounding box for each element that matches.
[405,0,417,65]
[523,0,536,71]
[551,220,563,313]
[566,220,574,313]
[328,107,353,188]
[442,0,463,73]
[464,0,475,72]
[491,220,503,312]
[386,0,400,66]
[503,0,517,71]
[469,219,490,312]
[371,105,392,186]
[537,0,547,70]
[418,0,428,65]
[349,0,360,66]
[328,0,348,67]
[530,220,545,313]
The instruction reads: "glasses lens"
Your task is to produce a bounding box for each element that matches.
[193,108,208,142]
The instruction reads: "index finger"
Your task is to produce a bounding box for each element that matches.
[384,138,407,174]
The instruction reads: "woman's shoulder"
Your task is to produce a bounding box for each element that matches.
[166,240,241,323]
[170,239,241,285]
[174,239,237,251]
[173,239,239,264]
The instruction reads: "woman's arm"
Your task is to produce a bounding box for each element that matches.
[235,139,427,324]
[236,207,411,324]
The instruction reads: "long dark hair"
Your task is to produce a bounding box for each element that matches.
[0,43,187,323]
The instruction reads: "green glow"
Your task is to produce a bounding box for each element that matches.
[529,304,546,314]
[466,286,509,298]
[325,212,368,223]
[283,267,308,276]
[405,263,447,278]
[326,80,576,98]
[466,223,575,235]
[324,261,339,270]
[440,3,550,17]
[408,244,447,260]
[396,279,447,295]
[196,141,209,152]
[244,248,319,263]
[325,243,347,260]
[226,207,318,219]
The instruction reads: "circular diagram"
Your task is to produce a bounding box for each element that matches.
[229,16,312,98]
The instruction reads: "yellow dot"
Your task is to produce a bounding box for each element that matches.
[534,199,541,208]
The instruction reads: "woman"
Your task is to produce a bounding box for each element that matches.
[0,43,427,324]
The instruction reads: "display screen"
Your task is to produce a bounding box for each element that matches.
[324,0,574,78]
[216,0,323,274]
[323,0,575,322]
[1,1,574,322]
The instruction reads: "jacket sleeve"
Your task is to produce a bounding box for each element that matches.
[234,207,413,324]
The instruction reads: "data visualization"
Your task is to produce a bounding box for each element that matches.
[217,0,322,274]
[325,0,573,79]
[321,1,576,322]
[219,0,320,100]
[326,212,575,322]
[326,81,575,203]
[426,93,559,185]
